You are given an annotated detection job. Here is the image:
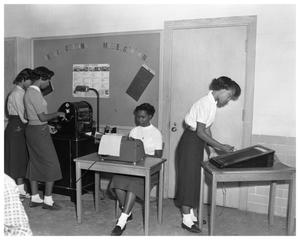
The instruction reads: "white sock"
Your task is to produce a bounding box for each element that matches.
[31,194,43,203]
[116,212,130,229]
[183,213,194,228]
[17,184,26,194]
[44,195,54,206]
[190,209,198,222]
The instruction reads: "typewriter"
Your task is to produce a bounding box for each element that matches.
[98,135,145,164]
[209,145,275,168]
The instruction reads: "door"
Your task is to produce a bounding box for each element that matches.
[168,26,247,208]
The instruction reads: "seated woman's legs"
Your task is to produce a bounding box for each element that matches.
[115,188,136,214]
[111,190,136,235]
[123,191,136,214]
[115,188,126,208]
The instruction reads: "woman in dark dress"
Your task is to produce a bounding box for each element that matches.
[175,76,241,233]
[24,66,66,210]
[5,68,39,199]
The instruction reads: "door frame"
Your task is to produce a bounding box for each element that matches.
[159,15,257,210]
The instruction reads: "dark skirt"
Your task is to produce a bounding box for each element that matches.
[4,115,28,179]
[110,173,158,200]
[175,129,205,208]
[25,124,62,182]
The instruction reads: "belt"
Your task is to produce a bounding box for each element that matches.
[186,125,196,132]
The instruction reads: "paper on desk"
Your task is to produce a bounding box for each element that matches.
[98,134,122,156]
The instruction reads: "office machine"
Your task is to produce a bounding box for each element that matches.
[209,145,275,168]
[98,136,145,163]
[46,101,97,202]
[52,101,93,139]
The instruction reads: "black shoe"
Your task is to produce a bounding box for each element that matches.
[127,213,133,222]
[20,192,30,200]
[181,223,201,233]
[42,202,62,211]
[111,225,126,236]
[193,219,207,225]
[29,201,43,208]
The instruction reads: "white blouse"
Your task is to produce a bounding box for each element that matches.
[129,124,163,155]
[7,85,27,123]
[184,91,217,130]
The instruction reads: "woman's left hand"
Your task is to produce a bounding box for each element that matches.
[48,125,57,134]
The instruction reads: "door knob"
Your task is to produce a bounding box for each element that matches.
[171,122,177,132]
[171,126,177,132]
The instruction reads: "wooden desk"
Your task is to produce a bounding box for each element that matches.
[74,152,166,235]
[198,160,296,235]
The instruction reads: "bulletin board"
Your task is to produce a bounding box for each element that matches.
[33,31,160,127]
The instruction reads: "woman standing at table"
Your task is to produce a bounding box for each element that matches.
[24,66,66,210]
[110,103,163,236]
[5,68,39,199]
[175,76,241,233]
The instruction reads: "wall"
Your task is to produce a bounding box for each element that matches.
[33,32,160,128]
[4,4,296,137]
[248,134,296,217]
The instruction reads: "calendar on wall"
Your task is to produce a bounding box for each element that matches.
[72,63,110,98]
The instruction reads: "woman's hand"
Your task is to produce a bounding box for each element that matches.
[57,112,66,120]
[220,144,235,153]
[48,125,57,134]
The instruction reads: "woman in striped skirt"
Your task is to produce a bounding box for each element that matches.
[175,76,241,233]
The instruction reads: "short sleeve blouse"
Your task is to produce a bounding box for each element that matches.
[24,86,48,125]
[129,124,163,155]
[184,91,217,130]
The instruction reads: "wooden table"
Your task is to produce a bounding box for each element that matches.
[74,152,166,235]
[198,159,296,235]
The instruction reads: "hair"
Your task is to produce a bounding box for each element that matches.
[134,103,155,116]
[33,66,54,81]
[209,76,241,100]
[13,68,40,84]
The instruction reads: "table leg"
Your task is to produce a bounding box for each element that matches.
[144,172,150,235]
[158,163,164,224]
[198,166,205,231]
[209,174,217,236]
[287,175,296,235]
[95,172,100,212]
[268,181,276,225]
[76,162,82,224]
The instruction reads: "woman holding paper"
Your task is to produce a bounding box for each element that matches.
[110,103,163,236]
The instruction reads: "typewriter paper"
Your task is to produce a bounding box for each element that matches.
[98,135,122,157]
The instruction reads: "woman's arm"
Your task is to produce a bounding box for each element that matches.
[196,122,234,153]
[204,127,211,157]
[145,150,163,158]
[37,112,65,122]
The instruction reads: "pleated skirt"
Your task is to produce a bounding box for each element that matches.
[4,116,28,179]
[25,124,62,182]
[175,129,205,208]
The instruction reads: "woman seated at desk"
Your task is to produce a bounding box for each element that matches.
[110,103,163,236]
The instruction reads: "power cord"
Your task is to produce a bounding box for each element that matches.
[75,159,106,200]
[75,159,98,184]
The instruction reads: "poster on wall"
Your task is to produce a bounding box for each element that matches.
[72,63,110,98]
[126,64,155,101]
